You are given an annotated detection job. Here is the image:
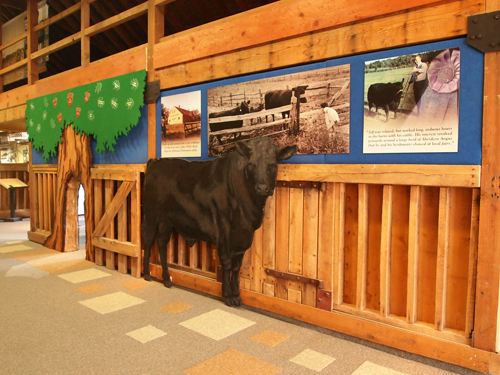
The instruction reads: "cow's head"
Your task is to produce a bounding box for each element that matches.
[391,78,405,110]
[238,100,251,114]
[235,137,297,197]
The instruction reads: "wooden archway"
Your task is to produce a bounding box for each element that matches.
[44,125,95,261]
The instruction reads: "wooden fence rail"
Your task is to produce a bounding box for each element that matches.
[28,165,57,243]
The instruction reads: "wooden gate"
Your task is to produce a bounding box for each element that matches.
[91,165,143,277]
[28,164,57,243]
[0,163,30,219]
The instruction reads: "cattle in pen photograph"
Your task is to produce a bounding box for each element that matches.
[207,65,351,156]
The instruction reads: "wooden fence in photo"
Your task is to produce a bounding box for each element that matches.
[0,163,30,219]
[28,164,57,243]
[147,163,480,346]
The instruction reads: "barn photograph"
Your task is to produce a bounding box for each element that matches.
[363,48,461,154]
[160,91,202,157]
[1,0,500,374]
[207,65,350,157]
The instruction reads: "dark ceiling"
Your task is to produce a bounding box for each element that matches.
[1,0,277,90]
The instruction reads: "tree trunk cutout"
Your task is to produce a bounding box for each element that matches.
[44,125,95,262]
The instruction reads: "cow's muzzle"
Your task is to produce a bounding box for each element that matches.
[255,184,272,196]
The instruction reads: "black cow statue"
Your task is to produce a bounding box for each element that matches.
[367,78,404,122]
[142,137,297,307]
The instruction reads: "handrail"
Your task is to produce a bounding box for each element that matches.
[0,32,27,53]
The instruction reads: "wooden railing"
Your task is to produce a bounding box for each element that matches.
[0,163,30,219]
[28,164,57,243]
[147,164,480,346]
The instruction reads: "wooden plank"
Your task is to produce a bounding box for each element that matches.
[26,0,38,85]
[417,187,439,325]
[43,173,49,232]
[37,173,44,231]
[356,184,369,311]
[474,43,500,352]
[168,270,500,374]
[435,187,451,331]
[251,226,263,293]
[47,173,53,232]
[390,185,410,318]
[81,0,90,67]
[318,182,335,304]
[84,3,148,37]
[156,0,480,89]
[130,171,141,278]
[288,288,302,304]
[277,164,480,188]
[465,189,480,338]
[200,241,210,271]
[93,181,134,238]
[34,3,81,31]
[380,185,393,317]
[31,32,81,61]
[27,229,51,244]
[333,182,345,305]
[155,0,447,69]
[343,184,358,305]
[0,58,27,76]
[91,169,137,181]
[0,32,27,52]
[275,186,290,300]
[407,186,421,324]
[92,236,139,258]
[366,184,382,312]
[93,179,103,266]
[178,234,187,266]
[288,187,304,275]
[117,181,128,274]
[303,186,319,307]
[104,180,115,270]
[262,193,276,270]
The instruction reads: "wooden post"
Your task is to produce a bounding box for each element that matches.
[81,0,90,67]
[147,0,165,159]
[0,5,3,94]
[27,0,39,85]
[474,34,500,350]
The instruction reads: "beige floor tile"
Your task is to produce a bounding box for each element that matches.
[10,249,58,262]
[249,330,290,347]
[351,361,408,375]
[37,259,94,274]
[78,284,106,294]
[58,268,111,283]
[179,308,256,341]
[79,292,145,314]
[183,348,281,375]
[0,244,34,254]
[160,301,193,314]
[122,280,149,290]
[290,348,335,372]
[126,325,167,344]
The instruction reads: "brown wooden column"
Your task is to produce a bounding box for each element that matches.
[81,0,90,67]
[27,0,39,85]
[474,0,500,353]
[0,4,3,94]
[147,0,165,159]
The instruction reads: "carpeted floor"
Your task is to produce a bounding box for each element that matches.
[0,219,484,374]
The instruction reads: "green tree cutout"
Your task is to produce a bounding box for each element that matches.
[26,70,147,162]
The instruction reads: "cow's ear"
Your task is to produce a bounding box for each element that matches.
[278,144,298,161]
[235,141,252,159]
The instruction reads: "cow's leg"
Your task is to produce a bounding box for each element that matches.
[157,221,173,288]
[384,106,389,122]
[218,248,234,306]
[229,252,245,307]
[142,220,157,282]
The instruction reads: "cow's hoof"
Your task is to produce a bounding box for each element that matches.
[231,296,242,307]
[163,279,172,288]
[144,274,151,281]
[223,296,234,307]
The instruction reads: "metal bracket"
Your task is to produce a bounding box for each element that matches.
[276,181,322,189]
[317,289,332,311]
[264,269,324,289]
[467,12,500,53]
[144,80,160,104]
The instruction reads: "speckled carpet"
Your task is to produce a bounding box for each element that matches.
[0,219,483,375]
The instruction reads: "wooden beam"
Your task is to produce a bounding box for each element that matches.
[84,2,148,38]
[156,0,481,89]
[0,58,27,76]
[474,9,500,351]
[380,185,393,317]
[34,2,81,32]
[0,32,27,52]
[92,236,139,258]
[31,32,81,60]
[26,0,38,85]
[155,0,453,70]
[407,186,421,324]
[81,0,90,67]
[277,164,480,188]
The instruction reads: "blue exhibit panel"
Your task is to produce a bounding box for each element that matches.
[158,37,483,165]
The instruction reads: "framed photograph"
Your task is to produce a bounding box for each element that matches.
[160,91,202,158]
[363,48,460,153]
[207,65,351,157]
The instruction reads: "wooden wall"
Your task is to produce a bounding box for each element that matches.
[1,0,500,373]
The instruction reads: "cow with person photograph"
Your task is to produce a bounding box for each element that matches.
[207,65,351,157]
